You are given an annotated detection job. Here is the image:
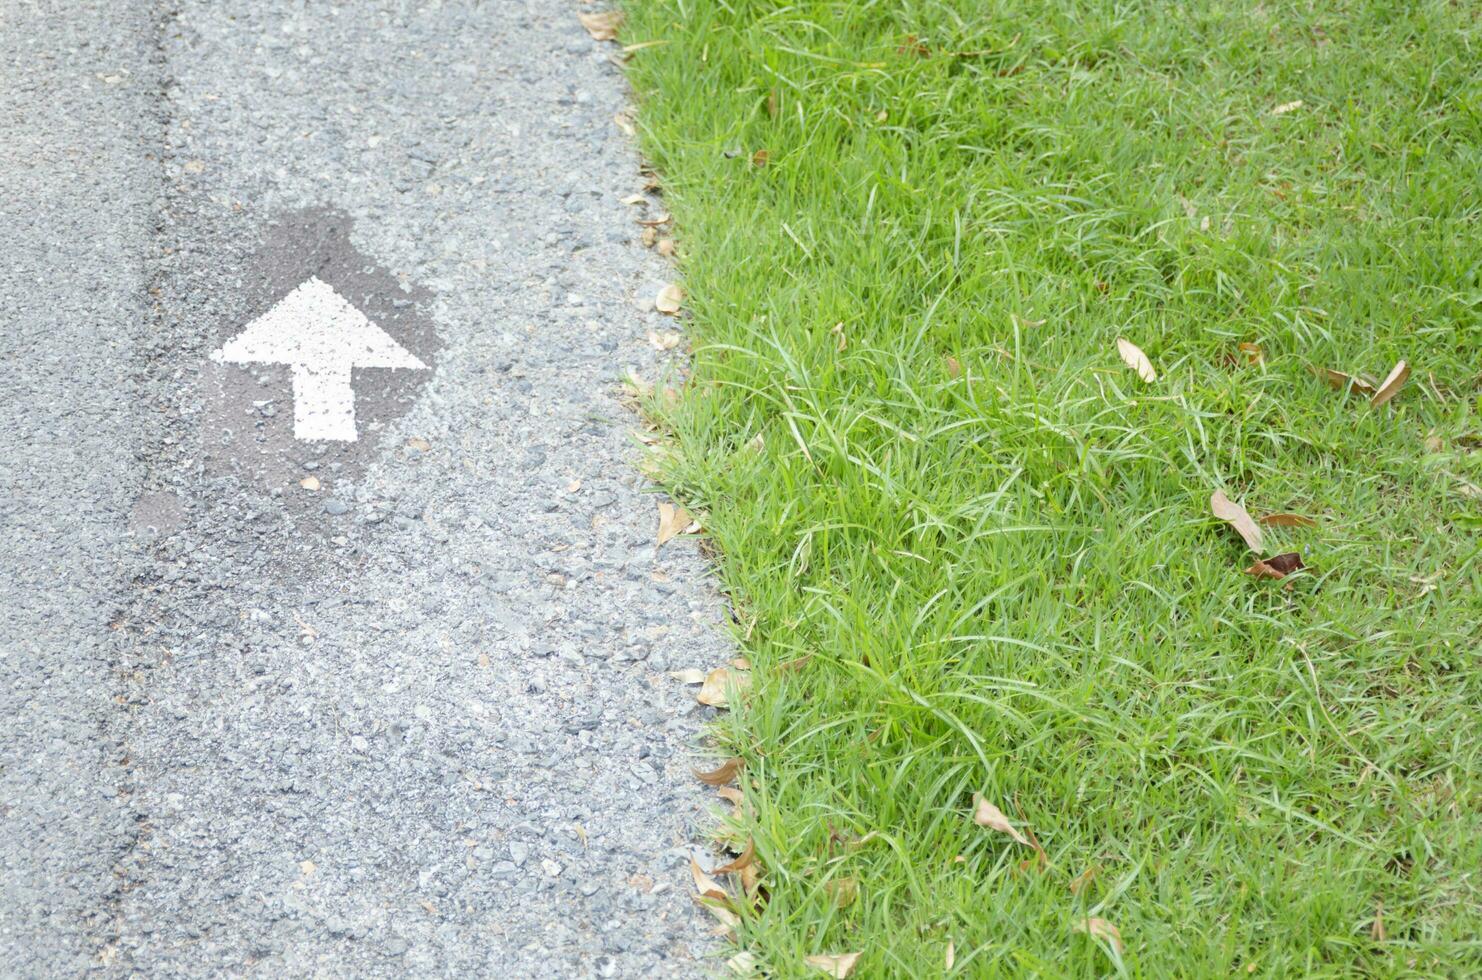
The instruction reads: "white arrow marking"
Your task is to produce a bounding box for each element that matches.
[210,277,427,441]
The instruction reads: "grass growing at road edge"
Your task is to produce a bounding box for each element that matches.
[620,1,1481,974]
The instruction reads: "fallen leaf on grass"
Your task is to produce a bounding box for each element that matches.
[640,226,658,247]
[657,238,677,257]
[972,794,1030,845]
[945,356,962,378]
[1116,338,1156,383]
[1371,900,1386,942]
[945,941,955,971]
[637,212,672,227]
[1238,341,1265,365]
[1259,512,1316,528]
[1271,99,1304,115]
[714,840,756,875]
[1370,360,1409,408]
[1211,490,1264,553]
[1070,865,1099,896]
[578,10,623,41]
[751,149,769,167]
[612,111,636,137]
[1073,917,1124,953]
[805,952,862,978]
[777,654,813,673]
[825,876,859,908]
[698,667,751,708]
[1317,367,1376,396]
[717,785,746,808]
[655,283,684,315]
[694,757,744,786]
[1245,552,1305,580]
[657,501,700,546]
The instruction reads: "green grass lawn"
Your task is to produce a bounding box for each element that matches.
[617,1,1482,974]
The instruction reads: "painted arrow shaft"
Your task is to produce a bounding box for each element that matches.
[291,362,357,441]
[211,277,428,443]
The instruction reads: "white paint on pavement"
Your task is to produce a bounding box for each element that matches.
[210,277,426,441]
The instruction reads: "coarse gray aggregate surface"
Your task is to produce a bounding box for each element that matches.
[1,1,731,975]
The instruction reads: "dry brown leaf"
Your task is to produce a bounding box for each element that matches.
[299,476,320,491]
[1371,900,1386,942]
[670,668,707,684]
[944,941,955,971]
[714,839,755,875]
[766,90,779,117]
[655,283,684,315]
[695,757,744,786]
[690,857,729,902]
[1370,360,1410,408]
[1245,552,1305,580]
[945,355,962,379]
[657,501,700,546]
[1272,99,1304,115]
[1116,338,1156,383]
[1070,865,1099,896]
[831,322,847,352]
[656,238,677,258]
[825,876,858,909]
[778,654,813,673]
[613,111,637,137]
[621,193,646,206]
[1211,490,1264,553]
[739,861,762,900]
[971,793,1030,845]
[717,785,746,808]
[1424,433,1443,453]
[751,149,769,167]
[1238,341,1265,365]
[1074,917,1124,953]
[1258,513,1316,528]
[578,10,624,42]
[805,952,862,978]
[640,226,658,248]
[1318,367,1376,396]
[636,212,672,227]
[698,667,751,708]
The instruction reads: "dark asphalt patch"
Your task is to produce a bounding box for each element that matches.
[203,207,439,490]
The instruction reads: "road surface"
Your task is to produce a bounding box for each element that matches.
[0,1,726,974]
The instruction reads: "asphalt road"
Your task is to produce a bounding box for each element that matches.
[1,2,726,975]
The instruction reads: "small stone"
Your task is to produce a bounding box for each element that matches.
[541,858,561,877]
[508,841,529,866]
[324,499,349,515]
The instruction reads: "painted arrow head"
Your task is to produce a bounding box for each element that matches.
[210,277,427,442]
